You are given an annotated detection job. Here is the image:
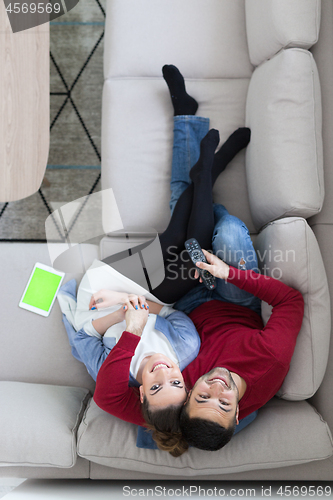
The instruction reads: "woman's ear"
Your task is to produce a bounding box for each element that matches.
[139,385,144,403]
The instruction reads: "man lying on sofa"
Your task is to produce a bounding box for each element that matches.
[176,250,304,452]
[93,66,305,454]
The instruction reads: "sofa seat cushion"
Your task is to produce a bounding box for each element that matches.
[77,398,333,476]
[246,49,324,231]
[245,0,321,66]
[104,0,253,79]
[102,77,256,234]
[255,217,331,400]
[0,382,90,468]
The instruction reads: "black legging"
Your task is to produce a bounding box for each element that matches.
[152,127,249,303]
[102,128,249,303]
[153,156,214,302]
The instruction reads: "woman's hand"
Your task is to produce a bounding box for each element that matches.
[89,290,149,311]
[195,249,230,281]
[124,300,149,337]
[89,290,129,310]
[124,294,149,311]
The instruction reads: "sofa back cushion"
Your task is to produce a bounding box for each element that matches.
[245,0,321,66]
[246,49,324,231]
[255,217,331,400]
[104,0,253,79]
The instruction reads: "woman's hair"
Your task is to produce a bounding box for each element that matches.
[141,395,189,457]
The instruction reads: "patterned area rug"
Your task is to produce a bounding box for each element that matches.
[0,0,105,241]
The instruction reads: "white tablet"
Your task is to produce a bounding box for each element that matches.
[19,263,65,317]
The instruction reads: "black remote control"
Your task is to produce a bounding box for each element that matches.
[185,238,216,290]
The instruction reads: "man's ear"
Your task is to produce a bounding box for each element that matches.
[184,389,192,405]
[235,405,239,425]
[139,385,144,404]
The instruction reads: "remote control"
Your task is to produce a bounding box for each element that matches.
[185,238,216,290]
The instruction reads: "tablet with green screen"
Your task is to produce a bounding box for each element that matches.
[19,263,65,317]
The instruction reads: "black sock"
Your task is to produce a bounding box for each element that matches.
[212,127,251,183]
[162,64,198,116]
[190,129,220,182]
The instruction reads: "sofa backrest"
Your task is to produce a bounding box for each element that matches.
[101,0,257,234]
[245,48,324,231]
[245,0,321,66]
[255,217,331,400]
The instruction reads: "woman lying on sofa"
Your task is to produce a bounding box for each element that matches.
[59,65,254,456]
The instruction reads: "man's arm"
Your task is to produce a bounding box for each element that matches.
[228,267,304,351]
[197,249,303,310]
[198,250,304,356]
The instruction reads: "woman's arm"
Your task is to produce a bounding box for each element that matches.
[89,290,149,311]
[145,300,164,314]
[94,331,145,425]
[93,302,149,426]
[89,290,129,310]
[92,308,125,336]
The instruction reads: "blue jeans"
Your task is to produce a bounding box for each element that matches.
[170,116,261,316]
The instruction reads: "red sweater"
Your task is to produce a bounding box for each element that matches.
[94,268,304,425]
[184,268,304,419]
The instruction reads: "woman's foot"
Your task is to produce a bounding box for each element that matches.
[190,129,220,182]
[214,127,251,162]
[212,127,251,182]
[162,64,198,116]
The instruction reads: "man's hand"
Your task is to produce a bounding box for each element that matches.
[195,249,230,281]
[124,300,149,337]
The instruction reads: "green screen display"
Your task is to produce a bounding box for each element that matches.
[22,268,62,312]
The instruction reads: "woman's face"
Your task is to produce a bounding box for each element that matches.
[139,353,186,408]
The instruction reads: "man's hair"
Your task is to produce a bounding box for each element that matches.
[179,404,236,451]
[141,395,189,457]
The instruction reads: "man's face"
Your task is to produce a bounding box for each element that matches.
[139,353,187,409]
[187,367,239,428]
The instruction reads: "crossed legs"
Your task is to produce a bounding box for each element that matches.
[157,65,260,314]
[151,66,252,304]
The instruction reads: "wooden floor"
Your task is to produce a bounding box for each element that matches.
[0,0,105,240]
[0,3,49,202]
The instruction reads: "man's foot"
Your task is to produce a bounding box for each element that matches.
[190,129,220,182]
[162,64,198,116]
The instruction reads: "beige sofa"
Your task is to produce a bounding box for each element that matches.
[1,0,333,481]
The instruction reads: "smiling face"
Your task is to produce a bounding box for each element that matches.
[187,367,239,429]
[139,353,187,409]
